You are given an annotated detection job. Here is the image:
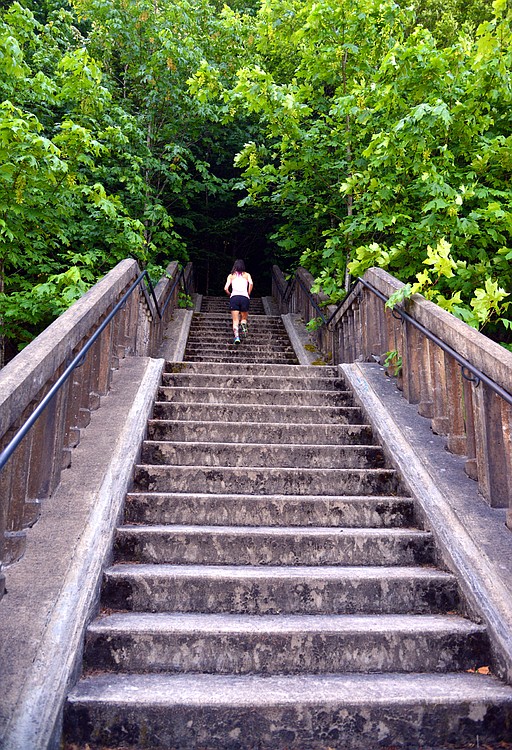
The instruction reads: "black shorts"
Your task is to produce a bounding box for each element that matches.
[230,295,250,312]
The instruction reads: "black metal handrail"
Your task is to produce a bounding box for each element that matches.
[357,277,512,408]
[273,265,512,408]
[0,265,187,474]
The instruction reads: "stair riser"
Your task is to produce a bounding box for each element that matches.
[147,421,376,446]
[162,374,347,391]
[188,331,290,338]
[157,387,353,407]
[152,403,364,424]
[165,363,338,377]
[124,495,415,528]
[199,303,266,308]
[101,572,459,615]
[141,443,385,469]
[113,529,434,566]
[186,336,294,345]
[62,696,512,750]
[83,628,488,675]
[183,355,299,364]
[184,346,297,357]
[133,466,402,496]
[186,330,293,340]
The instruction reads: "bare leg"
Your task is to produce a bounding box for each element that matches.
[240,311,249,336]
[231,310,240,337]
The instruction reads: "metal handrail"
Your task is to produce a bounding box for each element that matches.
[274,264,512,408]
[0,266,187,474]
[357,277,512,408]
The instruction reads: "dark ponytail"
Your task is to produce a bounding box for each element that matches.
[231,259,246,274]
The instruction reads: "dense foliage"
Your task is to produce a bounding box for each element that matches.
[196,0,510,338]
[0,0,510,362]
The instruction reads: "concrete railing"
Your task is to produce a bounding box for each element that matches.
[0,258,193,601]
[273,264,512,526]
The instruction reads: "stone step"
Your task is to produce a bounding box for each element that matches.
[140,441,385,469]
[152,401,365,424]
[124,493,415,528]
[156,386,353,406]
[188,317,286,329]
[146,420,375,445]
[161,372,348,390]
[113,525,434,566]
[185,336,293,348]
[101,564,459,615]
[201,297,266,313]
[185,340,295,352]
[64,671,512,750]
[184,344,297,357]
[165,362,338,377]
[189,316,286,327]
[187,322,289,332]
[183,353,299,364]
[83,612,488,675]
[186,328,293,338]
[132,465,403,496]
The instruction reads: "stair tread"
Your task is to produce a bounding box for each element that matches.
[136,464,396,474]
[165,362,338,375]
[126,492,410,501]
[142,440,380,450]
[158,386,352,396]
[88,611,484,635]
[117,524,427,537]
[67,671,512,705]
[105,563,454,580]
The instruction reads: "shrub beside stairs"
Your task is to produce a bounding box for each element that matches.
[63,298,512,749]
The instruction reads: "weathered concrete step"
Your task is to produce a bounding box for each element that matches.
[189,321,285,332]
[152,402,364,424]
[146,420,375,446]
[185,337,293,348]
[141,442,384,469]
[165,362,338,377]
[201,299,266,312]
[184,344,296,357]
[124,493,415,528]
[133,465,402,496]
[101,564,458,614]
[157,386,353,406]
[188,318,287,327]
[64,671,512,749]
[113,525,434,566]
[187,327,289,336]
[83,612,488,675]
[185,358,297,367]
[183,354,300,365]
[184,343,296,356]
[161,372,348,391]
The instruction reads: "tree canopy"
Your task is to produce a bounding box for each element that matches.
[0,0,510,362]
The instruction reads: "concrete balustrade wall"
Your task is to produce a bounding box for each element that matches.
[274,264,512,526]
[0,258,193,601]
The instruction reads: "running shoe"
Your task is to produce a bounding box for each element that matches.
[241,322,248,337]
[234,336,241,345]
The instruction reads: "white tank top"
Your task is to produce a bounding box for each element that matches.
[230,273,249,298]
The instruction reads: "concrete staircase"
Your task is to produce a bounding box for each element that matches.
[63,300,512,749]
[184,296,298,364]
